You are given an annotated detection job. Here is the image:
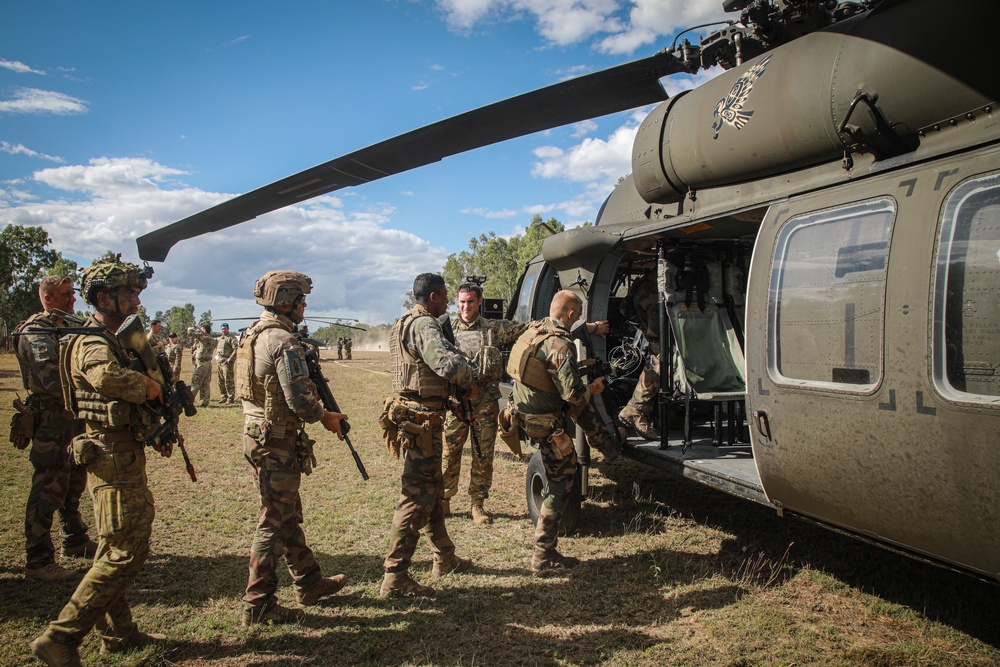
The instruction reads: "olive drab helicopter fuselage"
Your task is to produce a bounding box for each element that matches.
[138,0,1000,583]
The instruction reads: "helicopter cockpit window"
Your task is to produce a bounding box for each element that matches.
[517,272,536,323]
[768,199,895,390]
[932,173,1000,402]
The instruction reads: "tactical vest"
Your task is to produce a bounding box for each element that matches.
[235,320,299,437]
[453,319,503,385]
[506,320,561,393]
[390,308,449,399]
[13,311,56,393]
[59,326,145,430]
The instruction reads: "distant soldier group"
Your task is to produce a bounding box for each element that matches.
[16,261,620,666]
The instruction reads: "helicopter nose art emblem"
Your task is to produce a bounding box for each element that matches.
[712,55,772,139]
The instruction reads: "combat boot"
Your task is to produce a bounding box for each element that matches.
[297,574,348,606]
[240,602,305,626]
[99,629,167,655]
[62,539,98,559]
[30,634,81,667]
[25,562,77,582]
[432,554,473,577]
[531,550,580,573]
[441,499,451,517]
[471,501,493,525]
[618,406,658,441]
[379,572,436,599]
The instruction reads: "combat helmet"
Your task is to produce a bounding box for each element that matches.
[79,256,151,307]
[254,270,312,308]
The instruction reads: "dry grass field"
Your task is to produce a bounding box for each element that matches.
[0,349,997,666]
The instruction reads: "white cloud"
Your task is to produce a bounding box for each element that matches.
[0,157,448,324]
[0,141,65,163]
[436,0,729,54]
[0,58,45,75]
[461,206,520,219]
[0,88,88,115]
[531,110,640,185]
[570,119,598,137]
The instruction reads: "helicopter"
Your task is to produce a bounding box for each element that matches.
[137,0,1000,584]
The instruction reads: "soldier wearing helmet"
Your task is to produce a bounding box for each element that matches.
[32,257,168,666]
[234,270,350,625]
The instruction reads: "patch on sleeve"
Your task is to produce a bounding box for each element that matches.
[283,349,309,381]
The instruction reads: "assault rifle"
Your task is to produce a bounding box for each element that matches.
[438,315,483,458]
[298,337,369,481]
[116,315,198,481]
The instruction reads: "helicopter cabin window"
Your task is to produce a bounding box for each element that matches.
[768,199,895,390]
[932,173,1000,402]
[517,272,536,323]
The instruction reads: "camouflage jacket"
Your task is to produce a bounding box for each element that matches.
[166,341,184,378]
[450,313,527,403]
[192,331,216,363]
[147,330,168,352]
[215,333,238,364]
[242,309,325,428]
[510,317,592,417]
[14,311,66,405]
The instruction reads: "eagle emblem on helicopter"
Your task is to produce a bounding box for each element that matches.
[712,54,771,139]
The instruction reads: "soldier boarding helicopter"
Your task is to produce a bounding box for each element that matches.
[137,0,1000,584]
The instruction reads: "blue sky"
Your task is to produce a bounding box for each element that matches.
[1,0,726,325]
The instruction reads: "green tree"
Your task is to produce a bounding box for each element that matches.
[92,250,121,264]
[164,304,196,335]
[199,310,213,328]
[0,225,76,339]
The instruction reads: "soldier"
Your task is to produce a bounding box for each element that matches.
[442,282,528,525]
[189,324,215,407]
[507,290,620,572]
[30,259,169,666]
[377,273,478,598]
[236,271,350,625]
[215,323,238,404]
[617,272,660,440]
[345,337,352,360]
[166,332,183,382]
[146,319,167,352]
[336,337,344,360]
[13,275,97,583]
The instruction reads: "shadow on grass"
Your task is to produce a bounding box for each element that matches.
[592,458,1000,647]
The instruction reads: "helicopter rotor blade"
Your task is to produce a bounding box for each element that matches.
[136,49,686,262]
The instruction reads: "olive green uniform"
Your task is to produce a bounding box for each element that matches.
[190,331,215,406]
[382,305,476,574]
[509,317,616,561]
[13,311,91,570]
[42,317,157,652]
[443,315,527,505]
[215,331,238,403]
[166,340,184,382]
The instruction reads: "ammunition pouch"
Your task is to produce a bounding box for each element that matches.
[521,411,563,441]
[476,344,504,385]
[547,428,574,459]
[295,429,317,476]
[497,405,522,457]
[9,400,35,450]
[71,434,98,465]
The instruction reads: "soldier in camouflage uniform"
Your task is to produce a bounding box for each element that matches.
[442,283,528,524]
[378,273,478,599]
[189,324,215,407]
[13,276,97,584]
[336,338,343,359]
[146,319,167,353]
[237,271,350,625]
[508,290,619,572]
[215,323,238,404]
[618,272,660,440]
[166,332,183,382]
[345,337,352,359]
[31,259,170,667]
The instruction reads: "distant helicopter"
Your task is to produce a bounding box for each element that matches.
[138,0,1000,584]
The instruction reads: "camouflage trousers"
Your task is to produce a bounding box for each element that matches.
[217,360,236,402]
[626,347,660,415]
[191,360,212,405]
[442,399,498,503]
[45,444,153,648]
[25,409,89,569]
[530,428,578,556]
[384,409,456,573]
[243,434,321,609]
